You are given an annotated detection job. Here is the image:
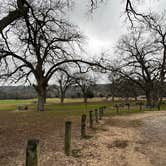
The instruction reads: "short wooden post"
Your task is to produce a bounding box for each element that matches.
[64,121,72,156]
[89,111,93,128]
[81,114,86,138]
[115,104,119,114]
[126,103,130,111]
[95,109,99,123]
[99,108,102,120]
[157,103,160,111]
[101,107,104,116]
[139,103,142,111]
[26,139,39,166]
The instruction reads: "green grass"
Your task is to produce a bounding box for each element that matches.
[0,98,165,117]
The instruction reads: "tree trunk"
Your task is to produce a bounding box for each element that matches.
[84,96,87,103]
[43,91,47,104]
[35,84,47,111]
[146,90,152,107]
[37,93,45,111]
[60,95,65,104]
[134,96,137,101]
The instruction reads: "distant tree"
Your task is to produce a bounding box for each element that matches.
[55,71,74,104]
[74,73,96,103]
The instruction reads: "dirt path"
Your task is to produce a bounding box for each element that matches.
[46,111,166,166]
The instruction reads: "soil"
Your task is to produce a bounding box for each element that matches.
[1,111,166,165]
[46,111,166,166]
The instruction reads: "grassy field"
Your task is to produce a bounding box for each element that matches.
[0,98,164,165]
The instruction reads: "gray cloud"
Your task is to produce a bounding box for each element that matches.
[69,0,166,57]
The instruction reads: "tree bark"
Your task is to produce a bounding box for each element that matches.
[112,94,115,103]
[34,84,47,111]
[145,90,152,107]
[84,96,87,103]
[60,95,65,104]
[37,93,45,111]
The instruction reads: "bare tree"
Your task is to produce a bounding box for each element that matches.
[74,73,95,103]
[0,1,103,111]
[125,0,166,104]
[116,29,161,106]
[138,13,166,104]
[55,71,74,104]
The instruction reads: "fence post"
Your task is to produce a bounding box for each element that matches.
[26,139,39,166]
[99,108,102,120]
[95,109,99,123]
[157,103,160,111]
[126,103,130,111]
[81,114,86,138]
[64,121,72,156]
[139,103,142,111]
[89,111,93,128]
[101,107,104,116]
[115,104,119,114]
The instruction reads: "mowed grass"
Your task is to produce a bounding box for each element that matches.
[0,97,109,112]
[0,97,165,115]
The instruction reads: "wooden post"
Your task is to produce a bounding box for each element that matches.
[89,111,93,128]
[64,121,72,156]
[26,139,39,166]
[95,109,99,123]
[101,107,104,116]
[115,104,119,114]
[81,114,86,138]
[139,103,142,111]
[157,103,160,111]
[99,108,102,120]
[126,103,130,111]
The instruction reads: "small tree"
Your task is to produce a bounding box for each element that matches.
[55,71,74,104]
[74,73,96,103]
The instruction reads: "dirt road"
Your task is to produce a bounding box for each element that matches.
[47,111,166,166]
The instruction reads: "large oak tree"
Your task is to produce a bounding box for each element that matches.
[0,0,102,111]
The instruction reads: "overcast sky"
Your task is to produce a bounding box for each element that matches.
[69,0,166,58]
[1,0,166,85]
[67,0,166,84]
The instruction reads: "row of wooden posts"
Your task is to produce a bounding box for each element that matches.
[114,102,161,113]
[26,106,106,166]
